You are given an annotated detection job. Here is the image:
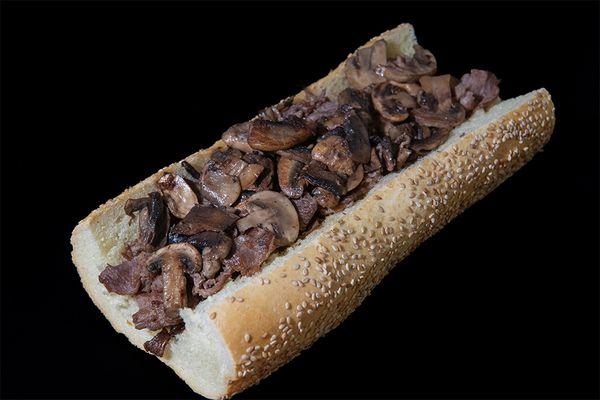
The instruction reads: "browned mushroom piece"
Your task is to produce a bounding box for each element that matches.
[235,190,299,246]
[372,136,397,172]
[181,161,201,180]
[171,204,238,236]
[410,128,451,155]
[242,153,274,191]
[276,146,312,165]
[291,193,318,231]
[343,111,371,164]
[248,117,314,151]
[223,227,277,276]
[371,81,417,122]
[199,161,241,207]
[123,192,170,256]
[455,69,500,111]
[222,122,254,153]
[378,44,437,83]
[412,75,466,129]
[277,157,305,199]
[382,120,414,144]
[186,231,232,279]
[302,161,347,197]
[338,87,372,111]
[394,82,422,97]
[146,243,202,318]
[312,187,340,209]
[346,164,364,192]
[157,173,199,219]
[237,163,264,190]
[344,39,387,90]
[311,135,355,176]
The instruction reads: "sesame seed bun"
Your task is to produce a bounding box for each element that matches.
[71,23,555,399]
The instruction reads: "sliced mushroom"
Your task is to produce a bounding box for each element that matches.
[157,173,199,219]
[248,117,314,151]
[146,243,202,317]
[338,87,372,111]
[238,163,264,190]
[186,231,232,279]
[235,190,299,246]
[455,69,500,111]
[312,187,340,209]
[124,192,170,253]
[276,146,312,164]
[371,81,416,122]
[223,227,276,276]
[412,75,466,129]
[311,135,355,176]
[344,39,387,90]
[291,193,318,231]
[181,160,201,180]
[374,136,397,172]
[171,204,238,236]
[242,153,274,191]
[302,161,347,197]
[343,111,371,164]
[222,122,254,153]
[346,164,364,192]
[382,121,414,145]
[410,128,451,155]
[277,157,305,199]
[377,44,437,83]
[199,161,241,207]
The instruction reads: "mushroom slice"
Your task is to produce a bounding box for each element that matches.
[343,111,371,164]
[291,193,318,231]
[346,164,364,192]
[378,44,437,83]
[382,120,414,144]
[238,163,264,190]
[181,160,201,179]
[223,227,276,276]
[276,146,312,165]
[374,136,397,172]
[187,231,232,279]
[277,157,305,199]
[371,81,416,122]
[124,192,170,254]
[344,39,387,90]
[248,117,314,151]
[157,173,199,219]
[412,75,466,129]
[146,243,202,317]
[312,187,340,209]
[222,122,254,153]
[338,87,372,111]
[455,69,500,111]
[302,161,347,197]
[235,190,300,246]
[242,153,274,191]
[171,204,238,235]
[311,135,355,176]
[199,161,241,207]
[411,128,451,155]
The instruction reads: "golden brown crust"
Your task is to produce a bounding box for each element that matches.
[210,89,555,397]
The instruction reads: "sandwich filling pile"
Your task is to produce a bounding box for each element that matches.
[99,39,500,356]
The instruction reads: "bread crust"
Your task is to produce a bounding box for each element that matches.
[71,23,555,398]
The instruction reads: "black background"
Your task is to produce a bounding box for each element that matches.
[1,2,599,399]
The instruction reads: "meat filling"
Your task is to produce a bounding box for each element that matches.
[100,41,500,355]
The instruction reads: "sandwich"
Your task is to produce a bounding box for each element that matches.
[71,23,555,398]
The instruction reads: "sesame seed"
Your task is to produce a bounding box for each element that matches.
[209,312,217,320]
[244,333,252,343]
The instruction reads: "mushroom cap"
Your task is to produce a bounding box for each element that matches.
[344,39,387,90]
[235,190,300,246]
[311,135,355,176]
[371,81,417,122]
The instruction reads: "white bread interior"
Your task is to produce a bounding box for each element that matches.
[71,23,555,399]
